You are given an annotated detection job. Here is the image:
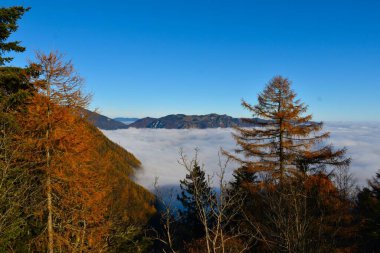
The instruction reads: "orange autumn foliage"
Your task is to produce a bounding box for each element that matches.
[11,52,156,252]
[224,76,350,181]
[18,92,111,251]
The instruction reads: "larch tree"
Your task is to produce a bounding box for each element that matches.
[19,52,110,252]
[224,76,350,181]
[224,76,353,252]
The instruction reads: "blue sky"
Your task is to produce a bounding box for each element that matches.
[3,0,380,120]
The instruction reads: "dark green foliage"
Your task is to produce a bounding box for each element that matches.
[230,165,258,191]
[357,172,380,252]
[0,78,32,252]
[177,160,212,242]
[0,67,34,96]
[0,6,29,65]
[108,225,153,253]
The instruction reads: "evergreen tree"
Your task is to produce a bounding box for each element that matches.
[224,76,350,181]
[177,159,212,241]
[0,81,30,252]
[0,6,29,65]
[0,7,32,250]
[357,171,380,252]
[230,165,258,192]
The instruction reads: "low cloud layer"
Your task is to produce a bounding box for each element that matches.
[102,122,380,190]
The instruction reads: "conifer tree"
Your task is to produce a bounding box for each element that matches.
[19,52,110,252]
[357,171,380,252]
[224,76,353,252]
[177,159,212,240]
[224,76,350,181]
[0,6,29,65]
[0,8,33,249]
[176,152,250,252]
[0,87,30,251]
[230,165,258,193]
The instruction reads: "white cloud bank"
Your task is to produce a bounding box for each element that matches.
[102,122,380,190]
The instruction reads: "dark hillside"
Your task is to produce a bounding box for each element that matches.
[128,114,269,129]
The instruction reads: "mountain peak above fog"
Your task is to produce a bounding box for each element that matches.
[126,113,268,129]
[86,110,269,130]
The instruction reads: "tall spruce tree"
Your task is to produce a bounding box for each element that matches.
[0,6,32,250]
[0,6,29,65]
[357,171,380,252]
[177,159,212,241]
[224,76,350,181]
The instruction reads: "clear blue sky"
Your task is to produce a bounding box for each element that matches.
[3,0,380,120]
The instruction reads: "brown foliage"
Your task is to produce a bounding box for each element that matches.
[27,52,108,251]
[224,76,354,252]
[224,76,350,181]
[17,90,110,251]
[0,50,156,251]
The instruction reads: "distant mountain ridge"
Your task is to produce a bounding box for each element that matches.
[127,114,269,129]
[86,110,270,130]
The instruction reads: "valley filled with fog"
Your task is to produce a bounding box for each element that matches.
[102,122,380,190]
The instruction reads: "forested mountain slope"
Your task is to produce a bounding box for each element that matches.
[0,65,155,251]
[127,114,269,129]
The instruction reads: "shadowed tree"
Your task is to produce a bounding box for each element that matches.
[0,7,33,250]
[357,171,380,252]
[0,82,31,251]
[177,153,212,243]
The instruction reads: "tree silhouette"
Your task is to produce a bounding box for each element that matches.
[178,157,212,241]
[357,171,380,252]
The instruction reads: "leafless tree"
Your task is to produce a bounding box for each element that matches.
[333,166,357,201]
[153,177,180,253]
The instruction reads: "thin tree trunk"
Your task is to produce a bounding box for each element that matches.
[47,173,54,253]
[277,90,284,181]
[46,79,54,253]
[279,117,284,180]
[79,220,86,252]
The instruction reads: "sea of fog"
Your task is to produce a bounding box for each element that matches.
[102,122,380,190]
